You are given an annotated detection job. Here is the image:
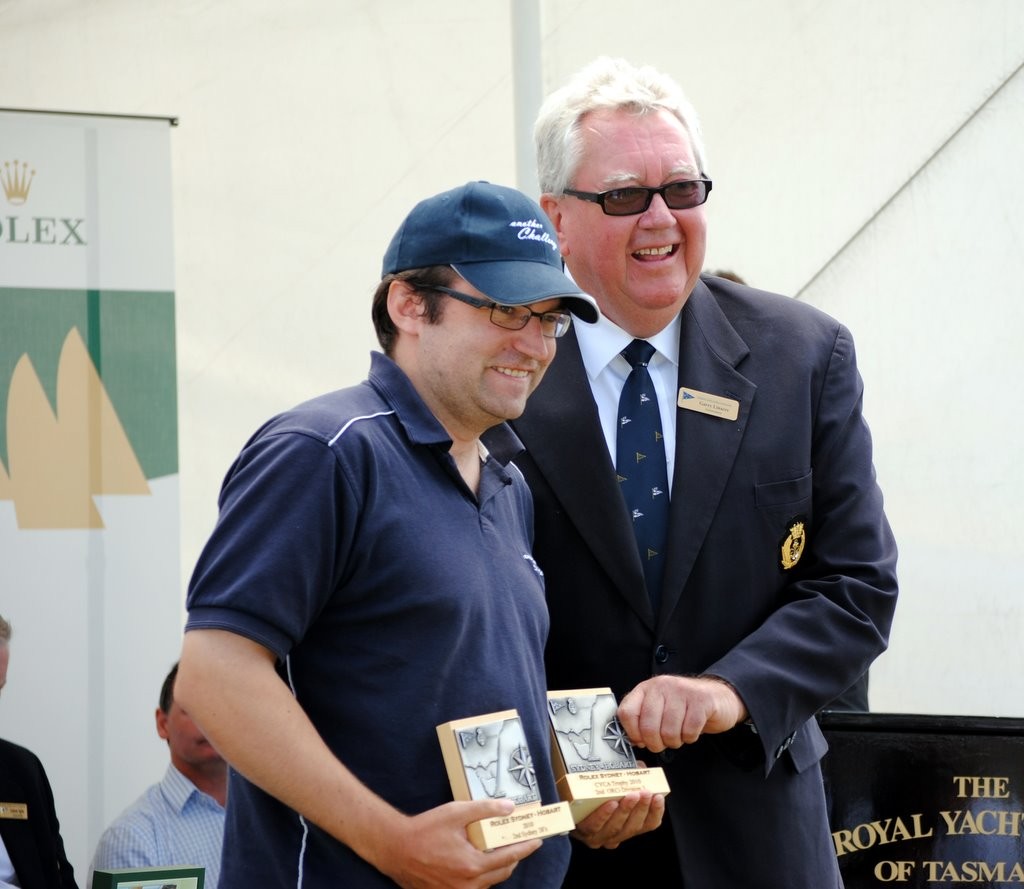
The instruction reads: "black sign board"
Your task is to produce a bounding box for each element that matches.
[821,712,1024,886]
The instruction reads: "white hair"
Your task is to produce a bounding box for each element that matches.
[535,56,708,195]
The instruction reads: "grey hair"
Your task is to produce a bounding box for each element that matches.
[535,56,708,195]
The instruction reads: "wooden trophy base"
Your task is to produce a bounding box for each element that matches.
[466,801,575,851]
[556,766,671,821]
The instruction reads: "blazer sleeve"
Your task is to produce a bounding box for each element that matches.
[703,322,898,767]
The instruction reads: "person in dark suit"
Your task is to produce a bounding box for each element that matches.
[0,614,79,889]
[706,269,872,714]
[503,57,898,887]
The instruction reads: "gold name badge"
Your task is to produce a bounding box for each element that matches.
[677,387,739,421]
[0,802,28,820]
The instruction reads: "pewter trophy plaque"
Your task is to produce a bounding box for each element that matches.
[436,709,574,850]
[547,688,671,821]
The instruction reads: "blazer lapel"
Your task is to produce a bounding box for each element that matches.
[658,281,755,624]
[514,330,654,626]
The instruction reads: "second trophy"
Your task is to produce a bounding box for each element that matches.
[546,687,671,820]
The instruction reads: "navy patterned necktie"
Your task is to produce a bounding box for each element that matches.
[615,339,670,611]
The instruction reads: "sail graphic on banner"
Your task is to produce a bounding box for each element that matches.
[0,326,150,528]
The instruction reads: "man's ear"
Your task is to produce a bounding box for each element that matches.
[540,193,570,257]
[387,280,428,337]
[155,707,170,742]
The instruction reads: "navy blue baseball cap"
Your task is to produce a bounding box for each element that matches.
[382,181,598,322]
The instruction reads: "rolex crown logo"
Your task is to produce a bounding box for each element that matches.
[1,160,36,205]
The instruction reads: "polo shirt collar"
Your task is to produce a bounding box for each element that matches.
[367,351,451,448]
[365,351,524,465]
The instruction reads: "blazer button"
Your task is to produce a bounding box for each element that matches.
[654,644,670,664]
[774,732,796,759]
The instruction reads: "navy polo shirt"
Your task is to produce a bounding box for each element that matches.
[186,352,569,888]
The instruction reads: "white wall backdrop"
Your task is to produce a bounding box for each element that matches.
[1,0,1022,880]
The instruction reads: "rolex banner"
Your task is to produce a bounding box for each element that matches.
[0,109,180,874]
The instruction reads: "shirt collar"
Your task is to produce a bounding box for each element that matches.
[367,351,451,448]
[476,421,524,466]
[366,350,524,466]
[162,764,202,814]
[575,305,681,381]
[163,764,224,813]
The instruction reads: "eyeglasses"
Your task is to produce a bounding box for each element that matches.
[423,286,573,338]
[562,179,712,216]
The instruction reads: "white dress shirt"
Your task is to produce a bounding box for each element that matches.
[0,833,19,887]
[575,309,681,494]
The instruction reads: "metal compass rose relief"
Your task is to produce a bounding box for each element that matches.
[508,744,537,792]
[603,718,632,758]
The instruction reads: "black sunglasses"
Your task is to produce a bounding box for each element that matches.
[563,179,712,216]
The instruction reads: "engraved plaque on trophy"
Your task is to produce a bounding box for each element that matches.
[547,688,671,821]
[436,709,575,851]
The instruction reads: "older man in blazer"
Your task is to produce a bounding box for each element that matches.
[0,616,79,889]
[497,58,898,888]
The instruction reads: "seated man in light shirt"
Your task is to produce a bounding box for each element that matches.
[89,662,226,888]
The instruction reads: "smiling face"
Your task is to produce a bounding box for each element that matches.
[390,278,559,443]
[542,108,708,338]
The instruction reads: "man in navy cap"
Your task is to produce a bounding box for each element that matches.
[176,182,599,889]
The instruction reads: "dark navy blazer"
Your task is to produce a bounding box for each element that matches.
[0,738,78,889]
[502,275,899,888]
